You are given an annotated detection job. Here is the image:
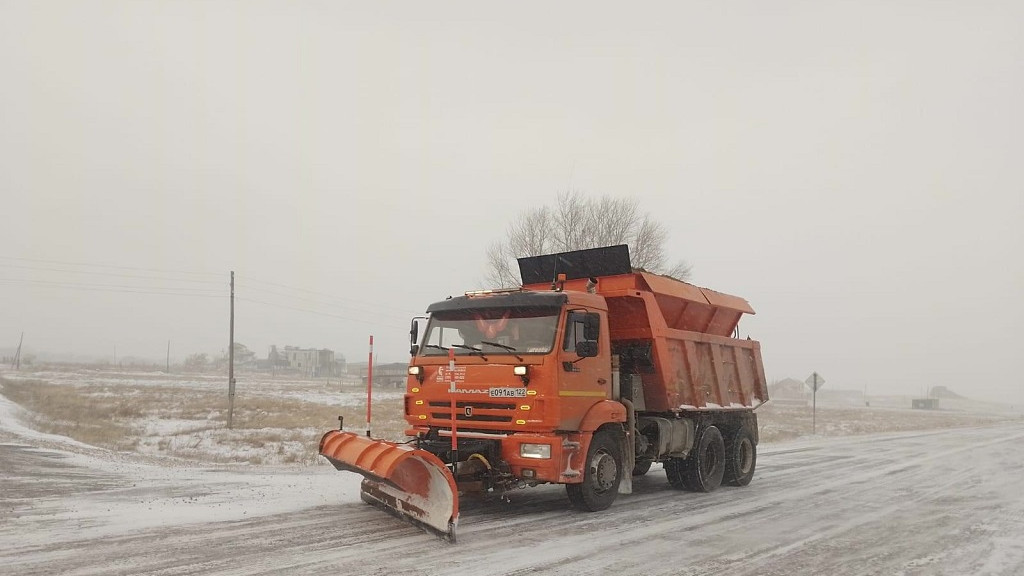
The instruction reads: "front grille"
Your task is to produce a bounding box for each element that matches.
[430,412,513,422]
[427,401,516,410]
[427,400,518,423]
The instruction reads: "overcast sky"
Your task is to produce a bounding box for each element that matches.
[1,1,1021,403]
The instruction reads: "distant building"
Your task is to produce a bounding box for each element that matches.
[912,398,940,410]
[349,362,409,387]
[929,386,963,399]
[268,345,338,377]
[769,378,809,406]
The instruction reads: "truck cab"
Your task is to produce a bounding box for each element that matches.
[405,289,624,488]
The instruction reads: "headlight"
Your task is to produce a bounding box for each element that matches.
[513,365,528,376]
[520,443,551,459]
[408,366,422,375]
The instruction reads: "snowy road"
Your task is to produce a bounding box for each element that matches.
[3,423,1024,575]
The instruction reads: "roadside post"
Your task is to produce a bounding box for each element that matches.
[227,271,236,429]
[805,372,826,434]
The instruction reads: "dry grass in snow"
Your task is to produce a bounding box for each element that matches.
[0,369,408,465]
[755,400,1015,443]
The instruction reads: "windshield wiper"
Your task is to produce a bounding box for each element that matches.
[480,341,524,361]
[451,344,488,360]
[423,344,449,353]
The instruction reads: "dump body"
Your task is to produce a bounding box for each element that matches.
[524,271,768,413]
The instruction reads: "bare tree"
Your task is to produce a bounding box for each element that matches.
[184,353,209,371]
[485,192,692,287]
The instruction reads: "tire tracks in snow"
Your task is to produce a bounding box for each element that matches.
[5,423,1024,575]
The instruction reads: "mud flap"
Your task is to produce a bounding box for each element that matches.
[619,469,633,495]
[319,430,459,542]
[619,401,635,496]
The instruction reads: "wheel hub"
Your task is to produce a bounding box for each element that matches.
[702,443,719,476]
[738,439,753,474]
[591,451,618,492]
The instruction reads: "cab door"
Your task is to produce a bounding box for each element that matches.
[556,309,610,430]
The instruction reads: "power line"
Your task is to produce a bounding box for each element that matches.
[0,278,225,297]
[235,281,415,323]
[0,262,224,284]
[2,272,415,321]
[2,262,418,340]
[0,255,221,277]
[235,274,421,317]
[236,296,407,330]
[0,258,422,320]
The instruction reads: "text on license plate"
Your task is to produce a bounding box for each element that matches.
[489,387,527,398]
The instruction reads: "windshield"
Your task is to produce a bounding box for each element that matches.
[420,306,560,356]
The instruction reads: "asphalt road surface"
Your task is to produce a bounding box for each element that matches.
[3,422,1024,575]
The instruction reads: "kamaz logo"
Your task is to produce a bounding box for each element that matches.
[465,406,474,417]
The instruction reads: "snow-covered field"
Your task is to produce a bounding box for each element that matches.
[0,367,406,465]
[2,367,1023,575]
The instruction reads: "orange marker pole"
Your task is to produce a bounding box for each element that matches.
[449,347,458,474]
[366,335,373,437]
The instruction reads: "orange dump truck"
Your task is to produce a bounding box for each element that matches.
[320,245,768,541]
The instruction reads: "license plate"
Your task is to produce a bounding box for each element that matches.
[489,387,527,398]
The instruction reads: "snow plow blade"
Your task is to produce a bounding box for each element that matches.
[319,430,459,542]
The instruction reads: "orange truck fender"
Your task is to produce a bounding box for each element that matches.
[559,400,630,485]
[577,399,628,432]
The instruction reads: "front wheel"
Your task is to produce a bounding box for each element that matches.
[567,428,623,511]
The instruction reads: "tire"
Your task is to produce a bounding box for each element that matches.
[667,425,725,492]
[566,428,623,511]
[632,459,653,476]
[723,426,757,487]
[664,457,693,490]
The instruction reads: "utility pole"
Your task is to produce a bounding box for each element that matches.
[227,271,236,429]
[12,332,23,369]
[812,372,817,434]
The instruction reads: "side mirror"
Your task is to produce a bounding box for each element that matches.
[575,340,598,358]
[583,314,600,341]
[409,319,420,356]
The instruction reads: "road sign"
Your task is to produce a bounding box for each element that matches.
[806,372,826,434]
[805,372,826,391]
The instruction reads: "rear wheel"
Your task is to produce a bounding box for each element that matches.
[666,425,725,492]
[664,457,693,490]
[723,426,756,486]
[567,428,623,511]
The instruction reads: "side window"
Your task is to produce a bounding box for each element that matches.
[563,314,582,351]
[563,312,600,351]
